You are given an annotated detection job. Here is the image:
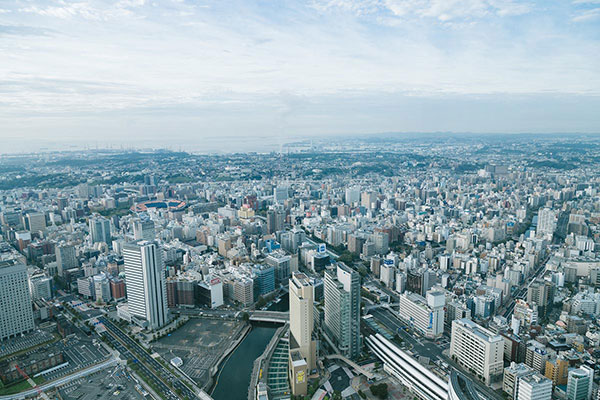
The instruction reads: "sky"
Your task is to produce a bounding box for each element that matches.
[0,0,599,152]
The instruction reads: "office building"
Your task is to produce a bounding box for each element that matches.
[503,362,533,399]
[89,217,111,245]
[28,272,52,300]
[537,208,557,236]
[133,218,155,241]
[123,241,168,330]
[0,260,35,340]
[56,243,77,277]
[545,356,569,386]
[516,373,552,400]
[253,265,275,298]
[25,212,46,233]
[567,367,593,400]
[398,290,445,339]
[324,263,361,359]
[450,318,504,385]
[289,273,316,396]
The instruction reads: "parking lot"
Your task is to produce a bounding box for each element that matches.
[153,317,244,386]
[0,329,56,359]
[58,365,147,400]
[42,335,110,381]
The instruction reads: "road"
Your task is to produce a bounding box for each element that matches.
[99,317,198,400]
[501,253,550,319]
[368,308,502,400]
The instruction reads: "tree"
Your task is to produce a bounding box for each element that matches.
[242,312,250,322]
[370,383,388,399]
[256,296,267,308]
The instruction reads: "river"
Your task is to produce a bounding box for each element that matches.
[211,324,278,400]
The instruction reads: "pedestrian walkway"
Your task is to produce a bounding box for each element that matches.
[267,339,290,400]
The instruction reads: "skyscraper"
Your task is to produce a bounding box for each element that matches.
[0,260,35,340]
[133,218,155,241]
[537,208,557,237]
[56,243,77,277]
[89,216,111,245]
[289,272,316,396]
[324,263,361,359]
[123,241,168,330]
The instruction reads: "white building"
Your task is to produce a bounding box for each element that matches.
[124,241,168,330]
[29,272,52,300]
[367,333,448,400]
[0,260,35,340]
[133,218,155,241]
[516,373,552,400]
[537,208,557,237]
[398,290,445,339]
[450,318,504,385]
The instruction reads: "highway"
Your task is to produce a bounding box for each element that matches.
[99,317,198,400]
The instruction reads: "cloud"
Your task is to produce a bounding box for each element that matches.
[0,24,54,36]
[312,0,532,21]
[0,0,598,140]
[572,6,600,21]
[18,0,147,21]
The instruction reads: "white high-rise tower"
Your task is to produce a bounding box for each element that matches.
[123,241,168,330]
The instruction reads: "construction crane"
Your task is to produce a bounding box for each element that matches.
[14,364,50,400]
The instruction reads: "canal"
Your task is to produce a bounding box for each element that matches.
[211,323,279,400]
[267,292,289,312]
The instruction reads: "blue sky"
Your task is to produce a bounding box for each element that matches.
[0,0,599,151]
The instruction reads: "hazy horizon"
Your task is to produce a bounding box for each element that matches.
[1,0,599,150]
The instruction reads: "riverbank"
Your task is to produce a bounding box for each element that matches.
[205,322,252,392]
[210,324,280,400]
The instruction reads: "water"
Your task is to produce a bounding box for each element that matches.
[267,292,289,312]
[211,324,278,400]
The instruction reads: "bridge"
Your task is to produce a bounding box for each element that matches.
[250,311,289,323]
[324,354,375,380]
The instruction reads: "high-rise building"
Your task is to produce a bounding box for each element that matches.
[265,250,291,286]
[289,273,316,396]
[29,272,53,300]
[253,265,275,298]
[274,186,289,203]
[56,243,77,277]
[345,187,360,206]
[123,241,168,330]
[537,208,557,237]
[527,279,553,317]
[516,373,552,400]
[133,218,155,241]
[566,367,593,400]
[398,290,445,339]
[324,263,361,359]
[450,318,504,385]
[25,212,46,233]
[89,217,111,245]
[266,207,285,234]
[361,191,377,209]
[0,260,35,340]
[544,356,569,386]
[503,362,533,399]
